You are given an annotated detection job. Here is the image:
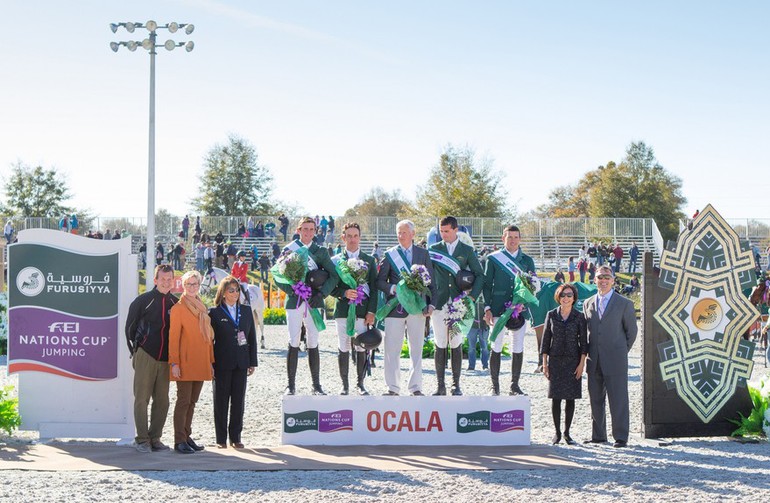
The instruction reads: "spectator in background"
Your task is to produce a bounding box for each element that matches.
[250,242,259,271]
[265,220,276,239]
[327,216,335,242]
[587,243,597,266]
[319,216,328,238]
[588,261,597,281]
[612,244,623,274]
[195,242,205,272]
[173,242,185,271]
[568,257,576,282]
[104,228,112,240]
[69,214,79,234]
[236,222,246,238]
[204,242,215,272]
[278,213,289,241]
[255,220,264,238]
[4,219,14,243]
[59,214,69,232]
[195,216,202,235]
[247,217,255,237]
[258,252,271,283]
[578,258,587,283]
[628,243,639,274]
[371,242,381,262]
[578,245,586,261]
[113,229,121,240]
[182,215,190,240]
[271,241,280,264]
[554,269,565,283]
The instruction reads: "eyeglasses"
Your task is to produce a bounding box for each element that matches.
[185,282,200,287]
[559,292,574,298]
[597,274,612,280]
[226,288,239,293]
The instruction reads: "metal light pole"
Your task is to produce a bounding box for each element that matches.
[110,20,194,290]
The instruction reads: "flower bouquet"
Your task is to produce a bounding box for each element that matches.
[376,264,431,320]
[336,257,371,336]
[489,272,540,342]
[445,292,475,338]
[270,248,325,331]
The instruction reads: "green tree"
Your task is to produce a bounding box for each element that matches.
[192,134,274,216]
[344,187,413,216]
[415,145,512,217]
[535,166,605,218]
[589,142,686,241]
[1,162,74,217]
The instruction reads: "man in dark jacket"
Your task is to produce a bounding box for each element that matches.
[125,264,178,453]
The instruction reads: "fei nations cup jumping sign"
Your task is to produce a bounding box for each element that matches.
[10,244,118,379]
[7,229,137,439]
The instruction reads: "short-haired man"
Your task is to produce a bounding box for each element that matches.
[125,264,178,453]
[483,225,537,395]
[331,222,378,395]
[583,265,637,448]
[428,216,484,396]
[275,217,339,395]
[376,220,438,396]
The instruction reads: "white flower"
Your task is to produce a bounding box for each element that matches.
[764,408,770,441]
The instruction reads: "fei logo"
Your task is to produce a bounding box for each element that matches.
[284,410,353,433]
[16,267,45,297]
[457,409,525,433]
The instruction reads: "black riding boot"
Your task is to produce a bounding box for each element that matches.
[450,347,463,396]
[285,345,299,395]
[510,352,526,395]
[338,351,350,395]
[308,347,326,395]
[356,351,369,395]
[490,350,501,396]
[432,348,447,395]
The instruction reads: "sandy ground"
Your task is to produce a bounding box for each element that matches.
[2,321,770,502]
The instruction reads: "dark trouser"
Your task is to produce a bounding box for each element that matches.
[213,366,248,444]
[261,268,269,283]
[132,348,170,444]
[587,362,629,442]
[174,380,204,444]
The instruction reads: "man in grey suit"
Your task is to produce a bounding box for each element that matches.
[377,219,437,396]
[583,265,638,447]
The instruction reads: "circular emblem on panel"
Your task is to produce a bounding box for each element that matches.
[458,417,468,428]
[286,417,296,428]
[16,266,45,297]
[691,298,722,331]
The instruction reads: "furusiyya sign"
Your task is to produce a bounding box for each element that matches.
[9,243,119,380]
[282,396,530,446]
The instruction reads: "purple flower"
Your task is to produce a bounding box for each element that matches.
[349,284,367,306]
[292,281,311,301]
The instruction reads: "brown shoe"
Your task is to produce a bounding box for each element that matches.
[230,442,245,449]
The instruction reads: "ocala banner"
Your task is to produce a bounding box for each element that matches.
[9,243,119,380]
[282,395,530,445]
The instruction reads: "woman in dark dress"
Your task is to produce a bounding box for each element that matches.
[210,276,258,449]
[541,283,588,445]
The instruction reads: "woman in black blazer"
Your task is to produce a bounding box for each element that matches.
[210,276,258,448]
[540,283,588,445]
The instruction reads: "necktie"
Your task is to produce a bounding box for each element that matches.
[403,246,412,265]
[598,296,608,318]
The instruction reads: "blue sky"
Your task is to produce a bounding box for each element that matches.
[1,1,767,220]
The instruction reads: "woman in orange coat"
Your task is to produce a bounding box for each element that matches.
[169,270,214,454]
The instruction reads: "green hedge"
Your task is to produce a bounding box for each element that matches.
[0,386,21,436]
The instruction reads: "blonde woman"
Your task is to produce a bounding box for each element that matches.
[169,270,214,454]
